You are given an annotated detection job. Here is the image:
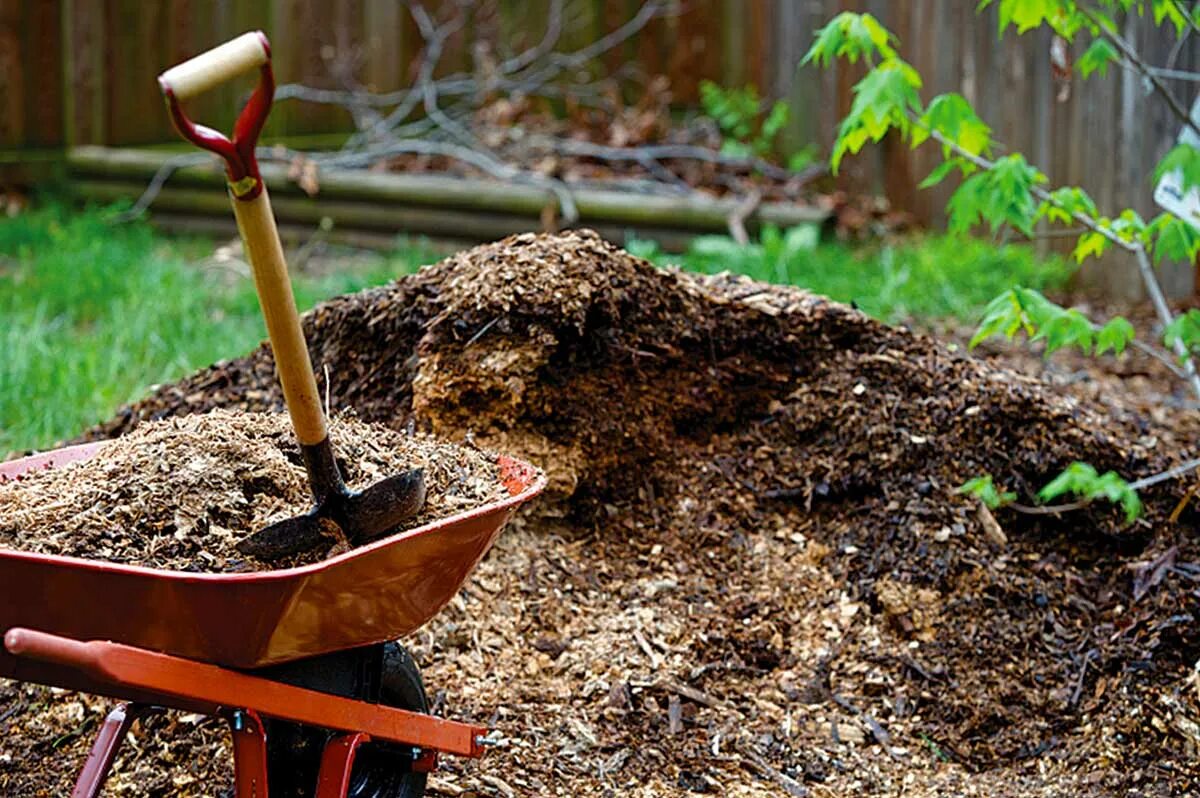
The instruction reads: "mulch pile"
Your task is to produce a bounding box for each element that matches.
[0,411,503,572]
[2,230,1197,796]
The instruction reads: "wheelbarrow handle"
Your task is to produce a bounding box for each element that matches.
[158,31,270,102]
[159,33,328,448]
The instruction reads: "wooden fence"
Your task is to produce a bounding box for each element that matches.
[2,0,1198,294]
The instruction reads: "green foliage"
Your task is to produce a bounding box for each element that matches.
[981,0,1083,36]
[1163,308,1200,354]
[947,154,1046,236]
[1077,39,1120,78]
[0,203,437,454]
[1037,186,1099,225]
[1147,212,1200,263]
[1038,462,1143,522]
[632,230,1074,324]
[832,57,923,172]
[806,1,1195,524]
[1096,316,1136,355]
[970,286,1133,356]
[913,93,992,157]
[803,11,896,66]
[699,81,790,159]
[958,475,1016,508]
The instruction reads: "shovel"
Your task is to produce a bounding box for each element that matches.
[158,32,425,561]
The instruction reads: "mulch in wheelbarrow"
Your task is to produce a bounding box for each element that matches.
[3,230,1198,796]
[0,411,504,572]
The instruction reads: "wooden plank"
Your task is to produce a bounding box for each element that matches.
[61,0,107,145]
[22,0,63,148]
[363,0,405,93]
[105,0,168,145]
[68,145,830,230]
[0,0,25,149]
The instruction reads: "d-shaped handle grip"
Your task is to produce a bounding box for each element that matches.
[158,31,270,101]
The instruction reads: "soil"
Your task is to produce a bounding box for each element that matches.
[2,230,1198,796]
[0,411,504,572]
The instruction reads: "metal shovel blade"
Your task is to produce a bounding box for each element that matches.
[235,513,334,561]
[340,468,427,545]
[235,468,426,561]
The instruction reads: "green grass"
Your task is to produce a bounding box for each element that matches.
[1,206,1075,456]
[0,204,437,456]
[628,225,1075,324]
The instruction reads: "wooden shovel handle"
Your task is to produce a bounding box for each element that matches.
[231,188,327,446]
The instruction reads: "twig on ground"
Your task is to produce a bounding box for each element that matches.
[728,190,762,245]
[734,743,809,797]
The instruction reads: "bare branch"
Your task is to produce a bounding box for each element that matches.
[1078,3,1200,140]
[497,0,564,74]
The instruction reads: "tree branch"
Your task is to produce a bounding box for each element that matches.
[1079,4,1200,140]
[913,117,1200,400]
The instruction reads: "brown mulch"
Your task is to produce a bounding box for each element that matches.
[0,411,503,572]
[2,230,1198,796]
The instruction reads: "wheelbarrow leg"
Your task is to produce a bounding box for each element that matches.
[314,732,369,797]
[72,703,158,798]
[227,709,269,797]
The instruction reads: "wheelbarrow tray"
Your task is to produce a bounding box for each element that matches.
[0,440,544,677]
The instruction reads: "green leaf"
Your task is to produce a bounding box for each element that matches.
[1154,143,1200,196]
[831,58,924,172]
[1038,461,1142,523]
[970,288,1029,347]
[1037,186,1099,225]
[958,475,1016,508]
[1163,308,1200,353]
[1029,305,1094,355]
[804,12,897,67]
[915,93,992,156]
[1096,316,1135,355]
[761,102,790,146]
[918,158,962,189]
[1148,212,1200,263]
[970,287,1123,358]
[1077,38,1120,78]
[1152,0,1189,36]
[947,153,1045,236]
[1072,230,1111,262]
[982,0,1086,37]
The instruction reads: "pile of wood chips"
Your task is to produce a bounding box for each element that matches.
[2,231,1196,796]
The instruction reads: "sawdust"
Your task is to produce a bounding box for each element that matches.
[0,410,504,572]
[3,231,1198,796]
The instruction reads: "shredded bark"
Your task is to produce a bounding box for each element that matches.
[2,230,1197,796]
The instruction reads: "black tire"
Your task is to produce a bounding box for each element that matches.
[260,642,428,798]
[345,643,429,798]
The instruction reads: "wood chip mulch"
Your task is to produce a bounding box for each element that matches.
[2,230,1197,796]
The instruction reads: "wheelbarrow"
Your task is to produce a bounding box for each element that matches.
[3,30,544,796]
[1,441,544,796]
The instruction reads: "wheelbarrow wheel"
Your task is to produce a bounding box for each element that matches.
[345,643,429,798]
[260,642,428,797]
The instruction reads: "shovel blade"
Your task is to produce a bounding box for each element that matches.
[236,513,335,561]
[342,468,426,545]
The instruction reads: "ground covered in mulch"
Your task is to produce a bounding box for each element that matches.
[2,231,1198,796]
[0,412,503,572]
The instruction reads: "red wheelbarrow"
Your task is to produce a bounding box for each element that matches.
[1,441,544,796]
[3,30,545,796]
